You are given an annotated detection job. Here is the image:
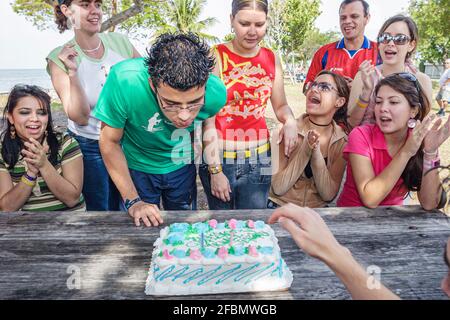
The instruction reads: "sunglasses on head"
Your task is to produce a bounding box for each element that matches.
[378,33,411,45]
[392,72,424,108]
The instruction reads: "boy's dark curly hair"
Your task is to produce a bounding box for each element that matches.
[145,33,215,91]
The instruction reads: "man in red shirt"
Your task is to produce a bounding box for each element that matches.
[304,0,378,92]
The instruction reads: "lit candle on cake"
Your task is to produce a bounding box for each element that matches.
[200,231,204,250]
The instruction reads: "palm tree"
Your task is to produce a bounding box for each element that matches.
[156,0,219,43]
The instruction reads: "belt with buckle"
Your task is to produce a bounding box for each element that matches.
[223,142,270,159]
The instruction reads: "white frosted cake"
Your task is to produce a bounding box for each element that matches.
[145,219,293,295]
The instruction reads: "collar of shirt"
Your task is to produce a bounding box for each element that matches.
[336,36,371,50]
[372,124,412,151]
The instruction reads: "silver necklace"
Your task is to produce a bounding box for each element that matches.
[81,41,102,53]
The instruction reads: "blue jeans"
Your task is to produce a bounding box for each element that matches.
[68,131,120,211]
[199,151,272,210]
[128,165,197,210]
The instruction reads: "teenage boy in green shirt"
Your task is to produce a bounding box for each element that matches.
[93,33,230,227]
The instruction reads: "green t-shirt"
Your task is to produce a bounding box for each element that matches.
[92,58,226,174]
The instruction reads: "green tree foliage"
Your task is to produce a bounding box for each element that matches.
[297,28,340,63]
[267,0,321,63]
[11,0,162,34]
[409,0,449,64]
[155,0,218,42]
[223,33,235,42]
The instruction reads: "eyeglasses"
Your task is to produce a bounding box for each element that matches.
[156,91,205,113]
[378,33,411,45]
[306,81,339,93]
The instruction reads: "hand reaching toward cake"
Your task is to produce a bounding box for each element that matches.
[268,204,345,263]
[268,204,400,300]
[128,201,163,227]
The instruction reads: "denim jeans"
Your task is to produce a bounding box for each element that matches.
[199,151,272,210]
[128,164,197,210]
[68,130,120,211]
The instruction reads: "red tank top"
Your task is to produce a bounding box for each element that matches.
[215,44,275,142]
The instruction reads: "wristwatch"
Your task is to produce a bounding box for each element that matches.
[208,164,223,175]
[124,196,142,211]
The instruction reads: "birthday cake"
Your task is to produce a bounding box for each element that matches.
[145,219,293,295]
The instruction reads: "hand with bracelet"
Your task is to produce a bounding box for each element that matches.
[126,197,163,227]
[209,165,232,203]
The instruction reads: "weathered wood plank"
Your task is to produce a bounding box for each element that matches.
[0,206,449,299]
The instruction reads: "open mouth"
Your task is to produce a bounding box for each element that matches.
[311,97,321,104]
[384,50,397,59]
[26,125,42,134]
[343,26,355,33]
[308,95,321,105]
[379,116,392,124]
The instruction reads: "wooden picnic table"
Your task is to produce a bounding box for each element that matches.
[0,206,449,300]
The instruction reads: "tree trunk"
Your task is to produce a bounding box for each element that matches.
[109,0,118,32]
[100,0,144,32]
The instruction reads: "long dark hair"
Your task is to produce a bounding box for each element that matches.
[374,74,430,192]
[315,70,350,133]
[1,85,60,170]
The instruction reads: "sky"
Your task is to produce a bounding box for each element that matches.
[0,0,410,69]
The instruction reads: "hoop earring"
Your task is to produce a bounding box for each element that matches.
[10,125,16,139]
[408,118,417,129]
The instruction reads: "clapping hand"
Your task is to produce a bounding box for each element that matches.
[22,138,50,170]
[402,114,436,157]
[423,114,450,154]
[358,60,376,92]
[306,129,320,151]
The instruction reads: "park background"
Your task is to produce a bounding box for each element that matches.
[0,0,448,208]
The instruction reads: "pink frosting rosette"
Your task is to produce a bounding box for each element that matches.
[247,220,255,229]
[208,219,218,228]
[189,249,202,260]
[162,249,173,260]
[248,245,259,257]
[217,247,228,259]
[228,219,238,230]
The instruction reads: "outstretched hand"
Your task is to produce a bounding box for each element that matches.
[268,204,345,263]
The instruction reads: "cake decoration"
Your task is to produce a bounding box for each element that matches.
[145,219,293,295]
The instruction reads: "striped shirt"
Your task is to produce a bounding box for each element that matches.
[0,133,86,211]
